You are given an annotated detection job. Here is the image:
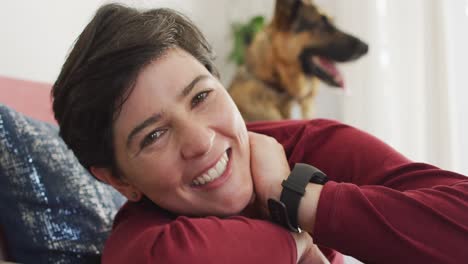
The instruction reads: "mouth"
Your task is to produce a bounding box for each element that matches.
[307,56,344,88]
[191,148,232,188]
[299,38,368,88]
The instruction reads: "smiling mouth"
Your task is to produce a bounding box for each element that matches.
[192,149,231,186]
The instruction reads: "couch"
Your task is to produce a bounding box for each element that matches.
[0,75,125,263]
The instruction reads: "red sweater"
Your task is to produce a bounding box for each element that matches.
[102,119,468,264]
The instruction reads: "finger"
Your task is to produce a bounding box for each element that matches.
[248,131,278,145]
[248,131,262,143]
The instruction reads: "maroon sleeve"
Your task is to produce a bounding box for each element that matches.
[150,216,296,264]
[103,203,297,264]
[248,119,468,264]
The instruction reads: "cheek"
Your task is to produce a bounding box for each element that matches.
[215,92,248,138]
[128,154,180,190]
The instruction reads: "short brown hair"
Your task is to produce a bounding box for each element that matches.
[52,3,218,176]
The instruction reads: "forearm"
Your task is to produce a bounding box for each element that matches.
[314,181,468,264]
[104,215,299,264]
[267,174,467,263]
[298,183,323,234]
[155,216,330,264]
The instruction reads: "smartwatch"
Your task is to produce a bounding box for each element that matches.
[267,163,328,233]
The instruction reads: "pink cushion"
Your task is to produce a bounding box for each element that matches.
[0,75,55,124]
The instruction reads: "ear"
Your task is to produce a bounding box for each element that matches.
[90,166,142,202]
[272,0,298,29]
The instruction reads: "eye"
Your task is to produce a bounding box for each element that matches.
[140,129,167,149]
[191,90,212,108]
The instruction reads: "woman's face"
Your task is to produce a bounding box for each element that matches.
[112,48,253,216]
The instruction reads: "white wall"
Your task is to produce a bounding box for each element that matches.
[0,1,99,83]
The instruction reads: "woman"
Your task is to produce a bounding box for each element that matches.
[52,3,468,264]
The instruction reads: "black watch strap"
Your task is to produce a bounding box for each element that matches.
[280,163,315,230]
[268,163,328,232]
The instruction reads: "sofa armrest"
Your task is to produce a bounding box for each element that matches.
[0,75,55,124]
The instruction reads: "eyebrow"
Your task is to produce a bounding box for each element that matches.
[126,74,210,148]
[180,74,210,97]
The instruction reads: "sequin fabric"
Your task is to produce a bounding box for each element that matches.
[0,104,126,263]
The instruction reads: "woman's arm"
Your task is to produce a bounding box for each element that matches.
[102,201,328,264]
[248,119,468,264]
[151,216,320,264]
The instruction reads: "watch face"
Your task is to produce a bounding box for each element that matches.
[267,199,300,233]
[311,171,328,185]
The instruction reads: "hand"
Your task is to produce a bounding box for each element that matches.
[292,231,329,264]
[248,132,291,216]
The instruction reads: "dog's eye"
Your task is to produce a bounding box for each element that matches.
[319,15,335,32]
[321,15,329,25]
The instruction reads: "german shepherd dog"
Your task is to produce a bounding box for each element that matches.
[228,0,368,121]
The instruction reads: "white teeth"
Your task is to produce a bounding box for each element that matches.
[207,168,217,179]
[215,161,223,172]
[203,173,212,182]
[197,177,205,185]
[192,151,229,186]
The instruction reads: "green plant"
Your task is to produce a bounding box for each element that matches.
[228,15,266,66]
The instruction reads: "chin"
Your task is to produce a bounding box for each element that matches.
[216,204,248,217]
[218,186,253,216]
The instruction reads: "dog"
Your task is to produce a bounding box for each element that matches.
[228,0,369,121]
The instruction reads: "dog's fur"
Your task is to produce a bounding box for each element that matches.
[228,0,368,121]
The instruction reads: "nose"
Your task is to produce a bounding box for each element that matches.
[337,37,369,61]
[180,122,215,160]
[354,39,369,56]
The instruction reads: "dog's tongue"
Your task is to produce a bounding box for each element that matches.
[318,57,345,88]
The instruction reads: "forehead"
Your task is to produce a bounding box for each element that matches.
[128,49,208,102]
[114,48,210,131]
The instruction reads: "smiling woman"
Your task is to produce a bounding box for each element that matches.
[51,2,468,264]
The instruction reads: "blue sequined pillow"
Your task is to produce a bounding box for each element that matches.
[0,104,125,263]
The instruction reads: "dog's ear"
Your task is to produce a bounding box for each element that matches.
[272,0,298,29]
